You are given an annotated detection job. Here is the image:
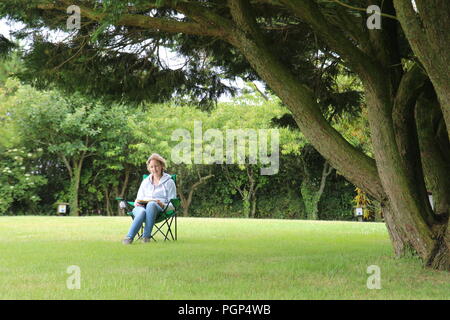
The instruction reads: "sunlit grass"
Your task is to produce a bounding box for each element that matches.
[0,216,448,299]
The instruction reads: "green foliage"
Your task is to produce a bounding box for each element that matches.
[254,194,304,220]
[0,71,359,219]
[333,107,373,157]
[0,0,364,112]
[319,181,355,221]
[0,147,47,215]
[300,181,318,218]
[0,78,142,215]
[0,34,16,58]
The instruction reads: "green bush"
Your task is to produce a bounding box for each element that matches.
[0,148,47,215]
[318,179,355,221]
[255,195,304,219]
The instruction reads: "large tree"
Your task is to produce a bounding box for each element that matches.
[0,0,449,270]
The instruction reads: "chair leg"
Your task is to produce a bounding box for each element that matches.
[161,216,174,241]
[137,226,144,239]
[152,221,168,240]
[166,216,175,240]
[151,217,177,241]
[162,219,172,240]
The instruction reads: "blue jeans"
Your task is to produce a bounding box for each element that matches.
[126,202,163,239]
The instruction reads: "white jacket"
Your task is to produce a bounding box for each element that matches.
[134,173,177,210]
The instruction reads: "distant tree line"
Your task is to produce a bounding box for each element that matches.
[0,77,366,220]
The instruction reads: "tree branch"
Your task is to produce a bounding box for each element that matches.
[34,1,228,38]
[60,154,73,178]
[279,0,378,76]
[328,0,397,19]
[318,160,333,198]
[187,174,215,207]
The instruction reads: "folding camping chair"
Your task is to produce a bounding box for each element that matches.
[116,174,181,241]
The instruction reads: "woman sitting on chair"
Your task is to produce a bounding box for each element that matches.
[122,153,176,244]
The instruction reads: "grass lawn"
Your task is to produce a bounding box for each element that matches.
[0,216,448,300]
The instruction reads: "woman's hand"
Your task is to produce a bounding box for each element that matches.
[135,202,144,207]
[156,200,165,209]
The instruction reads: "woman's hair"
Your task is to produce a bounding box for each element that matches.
[146,153,167,171]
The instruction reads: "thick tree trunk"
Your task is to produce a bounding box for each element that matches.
[415,89,450,217]
[394,0,450,140]
[382,201,409,257]
[365,80,449,270]
[415,92,450,270]
[391,65,435,226]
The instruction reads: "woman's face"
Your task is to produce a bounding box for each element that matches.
[148,159,163,176]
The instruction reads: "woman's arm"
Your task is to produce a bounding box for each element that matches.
[134,180,146,206]
[167,179,177,201]
[162,179,177,210]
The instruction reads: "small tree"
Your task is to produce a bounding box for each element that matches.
[5,85,127,215]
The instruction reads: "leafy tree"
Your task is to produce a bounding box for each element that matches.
[87,107,142,215]
[3,84,128,215]
[1,0,449,269]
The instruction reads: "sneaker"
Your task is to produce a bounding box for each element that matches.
[142,237,151,243]
[122,237,133,245]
